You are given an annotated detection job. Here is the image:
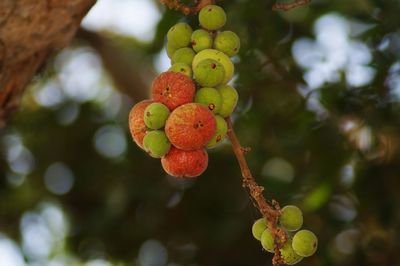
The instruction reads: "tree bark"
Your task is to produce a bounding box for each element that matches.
[0,0,96,127]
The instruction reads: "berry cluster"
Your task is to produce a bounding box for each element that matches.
[128,5,239,178]
[252,205,318,265]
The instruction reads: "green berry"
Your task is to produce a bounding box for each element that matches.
[280,240,303,265]
[199,5,226,31]
[144,103,170,129]
[171,47,195,65]
[260,228,274,253]
[279,205,303,232]
[169,63,192,78]
[166,43,178,59]
[195,87,222,114]
[193,59,225,87]
[214,31,241,57]
[251,218,267,241]
[143,131,171,158]
[167,23,193,48]
[191,29,213,53]
[292,230,318,257]
[217,85,238,117]
[207,115,228,148]
[193,49,234,84]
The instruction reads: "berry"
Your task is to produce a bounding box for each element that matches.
[260,228,274,253]
[292,230,318,257]
[251,218,267,241]
[279,205,303,232]
[193,59,225,87]
[195,87,222,114]
[161,146,208,178]
[193,49,234,84]
[199,5,226,31]
[151,72,195,111]
[166,43,178,59]
[167,22,193,48]
[129,100,154,149]
[214,31,241,57]
[206,115,228,148]
[171,47,196,65]
[191,29,213,53]
[143,131,171,158]
[218,85,238,117]
[280,240,303,265]
[165,103,216,150]
[169,63,192,78]
[144,103,170,130]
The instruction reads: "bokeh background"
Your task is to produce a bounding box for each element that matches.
[1,0,400,265]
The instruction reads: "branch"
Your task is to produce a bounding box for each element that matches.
[160,0,215,15]
[272,0,311,11]
[226,117,286,265]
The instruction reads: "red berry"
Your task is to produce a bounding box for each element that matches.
[165,103,216,150]
[128,100,153,149]
[151,72,195,111]
[161,147,208,178]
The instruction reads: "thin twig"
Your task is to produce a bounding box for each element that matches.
[160,0,215,15]
[226,117,286,265]
[272,0,311,11]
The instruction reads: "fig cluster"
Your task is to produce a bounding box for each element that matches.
[129,5,239,178]
[252,205,318,265]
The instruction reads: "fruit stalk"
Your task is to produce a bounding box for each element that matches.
[160,0,216,15]
[226,117,286,265]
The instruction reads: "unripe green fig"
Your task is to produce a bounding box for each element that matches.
[169,63,192,78]
[206,115,228,148]
[280,240,303,265]
[144,103,170,130]
[143,130,171,158]
[195,87,222,114]
[172,47,195,65]
[214,31,241,57]
[260,228,274,253]
[193,59,225,87]
[193,49,234,84]
[167,22,193,48]
[292,230,318,257]
[218,85,238,117]
[191,29,213,53]
[199,5,226,30]
[279,205,303,232]
[166,43,178,59]
[252,218,267,241]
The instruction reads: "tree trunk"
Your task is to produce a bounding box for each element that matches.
[0,0,96,127]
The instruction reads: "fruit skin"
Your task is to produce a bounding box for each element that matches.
[214,31,241,57]
[218,85,238,117]
[195,87,222,114]
[193,49,234,84]
[161,147,208,178]
[171,47,196,65]
[169,63,192,78]
[143,131,171,158]
[144,103,170,130]
[129,100,154,149]
[166,43,178,59]
[279,205,303,232]
[292,230,318,257]
[206,115,228,148]
[251,218,267,241]
[280,240,303,265]
[193,59,225,87]
[199,5,226,30]
[260,228,275,253]
[151,72,195,111]
[167,22,193,48]
[165,103,216,150]
[191,29,213,53]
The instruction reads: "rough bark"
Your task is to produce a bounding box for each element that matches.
[0,0,96,127]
